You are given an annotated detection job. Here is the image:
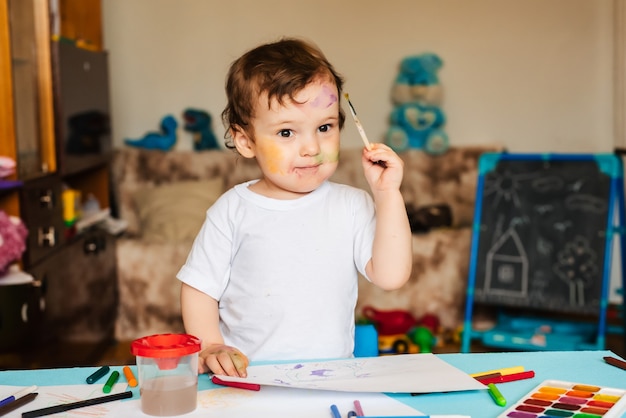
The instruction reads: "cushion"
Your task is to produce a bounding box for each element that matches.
[133,178,223,243]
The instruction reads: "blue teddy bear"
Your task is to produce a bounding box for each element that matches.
[385,53,449,154]
[391,53,443,106]
[387,103,448,154]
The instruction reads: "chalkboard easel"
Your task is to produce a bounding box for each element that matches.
[461,153,626,352]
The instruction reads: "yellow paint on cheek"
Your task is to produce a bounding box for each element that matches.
[314,151,339,164]
[259,140,284,174]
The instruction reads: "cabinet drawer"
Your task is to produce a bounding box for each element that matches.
[20,175,64,267]
[0,281,44,351]
[28,230,117,343]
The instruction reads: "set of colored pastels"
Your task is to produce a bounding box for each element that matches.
[499,380,626,418]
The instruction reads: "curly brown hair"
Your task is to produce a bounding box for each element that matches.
[221,37,345,149]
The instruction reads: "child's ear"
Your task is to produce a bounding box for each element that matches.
[232,127,256,158]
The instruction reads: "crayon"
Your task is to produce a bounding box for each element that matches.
[122,366,138,387]
[603,356,626,371]
[103,370,120,393]
[211,375,260,391]
[330,404,341,418]
[470,366,524,378]
[22,390,132,418]
[0,392,38,417]
[487,383,507,406]
[86,365,110,384]
[476,370,535,385]
[354,399,365,416]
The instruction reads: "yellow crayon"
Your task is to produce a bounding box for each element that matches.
[470,365,525,378]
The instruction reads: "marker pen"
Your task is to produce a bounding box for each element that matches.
[103,370,120,394]
[86,366,110,384]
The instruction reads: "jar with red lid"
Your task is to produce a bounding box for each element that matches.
[131,333,201,416]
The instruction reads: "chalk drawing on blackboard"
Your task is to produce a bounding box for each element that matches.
[568,179,584,192]
[482,169,540,209]
[564,194,607,214]
[462,152,626,353]
[483,226,529,297]
[554,220,573,233]
[535,204,553,215]
[553,236,600,306]
[532,175,564,193]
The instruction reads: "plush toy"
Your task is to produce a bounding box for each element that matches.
[182,108,219,150]
[386,53,449,154]
[391,53,443,106]
[0,211,28,277]
[124,115,178,151]
[387,102,448,154]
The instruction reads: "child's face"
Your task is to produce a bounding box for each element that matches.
[235,77,341,199]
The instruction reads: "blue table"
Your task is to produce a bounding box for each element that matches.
[1,350,624,417]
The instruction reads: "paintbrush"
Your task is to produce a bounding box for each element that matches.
[343,93,372,150]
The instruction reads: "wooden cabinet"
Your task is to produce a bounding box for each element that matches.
[1,0,111,216]
[57,0,103,51]
[9,0,56,179]
[29,230,117,343]
[1,0,117,350]
[0,0,55,217]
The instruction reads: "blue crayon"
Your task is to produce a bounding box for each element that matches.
[86,366,110,384]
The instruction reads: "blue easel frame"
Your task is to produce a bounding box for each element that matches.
[461,153,626,353]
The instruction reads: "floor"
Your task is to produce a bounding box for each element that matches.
[1,330,624,371]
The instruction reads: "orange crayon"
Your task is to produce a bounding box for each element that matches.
[123,366,138,387]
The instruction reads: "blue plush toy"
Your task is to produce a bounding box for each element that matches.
[386,53,449,154]
[391,53,443,106]
[183,108,219,150]
[124,114,178,151]
[387,103,448,154]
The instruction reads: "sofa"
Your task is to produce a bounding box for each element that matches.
[111,145,497,342]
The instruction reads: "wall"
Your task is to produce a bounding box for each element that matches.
[102,0,614,152]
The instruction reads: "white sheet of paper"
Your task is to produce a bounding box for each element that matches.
[218,353,487,393]
[0,384,426,418]
[0,383,128,417]
[121,386,426,417]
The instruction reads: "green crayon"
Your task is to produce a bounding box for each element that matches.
[103,370,120,394]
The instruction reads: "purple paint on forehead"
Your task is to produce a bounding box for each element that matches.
[310,85,338,108]
[293,364,304,369]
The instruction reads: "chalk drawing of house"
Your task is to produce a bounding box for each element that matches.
[484,227,529,297]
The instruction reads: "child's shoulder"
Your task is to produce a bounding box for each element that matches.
[326,181,373,202]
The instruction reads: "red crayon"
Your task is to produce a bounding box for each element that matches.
[477,370,535,385]
[211,375,261,391]
[603,356,626,371]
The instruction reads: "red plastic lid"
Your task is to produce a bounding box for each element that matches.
[131,333,201,358]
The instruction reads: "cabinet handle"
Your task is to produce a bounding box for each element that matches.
[37,226,56,247]
[21,303,28,323]
[83,235,107,255]
[39,189,54,209]
[84,237,99,255]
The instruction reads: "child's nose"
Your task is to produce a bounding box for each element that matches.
[300,135,320,156]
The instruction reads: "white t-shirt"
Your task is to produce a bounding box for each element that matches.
[177,180,376,361]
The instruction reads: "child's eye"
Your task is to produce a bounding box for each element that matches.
[278,129,293,138]
[318,124,331,133]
